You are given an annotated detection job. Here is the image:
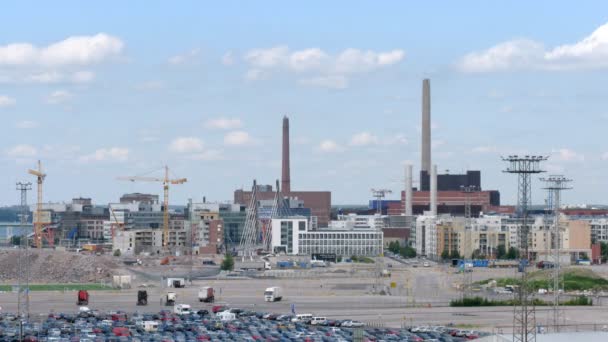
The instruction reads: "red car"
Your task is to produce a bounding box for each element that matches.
[212,305,228,313]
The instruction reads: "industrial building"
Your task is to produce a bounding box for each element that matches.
[394,79,501,218]
[234,116,331,227]
[271,216,383,256]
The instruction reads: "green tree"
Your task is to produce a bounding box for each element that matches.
[10,235,21,246]
[441,250,450,260]
[388,241,401,254]
[221,253,234,271]
[600,242,608,263]
[507,247,519,260]
[450,250,461,259]
[496,245,506,259]
[399,246,417,258]
[113,249,121,257]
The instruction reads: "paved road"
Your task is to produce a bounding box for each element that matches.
[2,276,608,333]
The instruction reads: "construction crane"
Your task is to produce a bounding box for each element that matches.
[109,204,125,240]
[117,165,187,250]
[28,160,46,248]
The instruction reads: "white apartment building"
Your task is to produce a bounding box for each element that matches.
[271,217,383,256]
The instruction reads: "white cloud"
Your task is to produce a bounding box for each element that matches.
[602,152,608,160]
[349,132,379,146]
[552,148,584,162]
[17,70,95,84]
[205,118,242,130]
[168,48,201,65]
[0,95,16,107]
[318,140,343,153]
[289,48,328,71]
[0,33,123,66]
[24,71,63,83]
[222,51,235,66]
[79,147,129,162]
[334,48,405,73]
[244,46,289,68]
[46,90,72,104]
[457,22,608,72]
[299,75,348,89]
[224,131,252,146]
[15,120,38,129]
[6,144,37,157]
[383,134,408,145]
[169,137,204,153]
[457,39,544,72]
[242,46,405,87]
[71,70,95,83]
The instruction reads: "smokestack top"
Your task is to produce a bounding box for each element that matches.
[421,79,431,173]
[281,116,291,194]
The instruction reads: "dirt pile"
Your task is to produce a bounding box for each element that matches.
[0,249,122,283]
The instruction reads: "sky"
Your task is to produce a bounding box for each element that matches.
[1,1,608,207]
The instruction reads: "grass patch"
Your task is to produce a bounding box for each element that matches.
[450,296,592,307]
[475,269,608,292]
[0,284,112,291]
[350,256,375,263]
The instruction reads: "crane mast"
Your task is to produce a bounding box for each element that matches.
[28,160,46,249]
[117,165,186,251]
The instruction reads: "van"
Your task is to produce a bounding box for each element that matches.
[174,304,191,315]
[143,321,158,332]
[292,314,313,323]
[216,311,236,322]
[311,317,327,326]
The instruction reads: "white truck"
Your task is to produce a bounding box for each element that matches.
[198,286,215,303]
[235,260,271,271]
[165,292,177,306]
[166,277,186,288]
[264,286,283,302]
[174,304,191,315]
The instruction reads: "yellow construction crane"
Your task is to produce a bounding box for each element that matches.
[28,160,46,248]
[117,165,187,249]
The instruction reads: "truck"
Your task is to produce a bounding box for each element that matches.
[137,290,148,306]
[165,292,176,306]
[198,287,215,303]
[166,277,186,288]
[77,290,89,306]
[264,286,283,302]
[174,304,191,315]
[235,260,271,271]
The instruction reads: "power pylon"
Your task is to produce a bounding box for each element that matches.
[503,155,548,342]
[16,182,32,320]
[540,175,572,332]
[461,185,477,299]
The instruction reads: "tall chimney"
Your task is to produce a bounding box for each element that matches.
[281,116,291,194]
[405,164,413,216]
[430,164,437,215]
[421,79,431,173]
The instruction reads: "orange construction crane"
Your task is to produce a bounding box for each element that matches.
[28,160,47,248]
[117,165,186,250]
[109,204,125,239]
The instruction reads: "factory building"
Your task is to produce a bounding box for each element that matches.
[234,116,331,227]
[399,79,500,219]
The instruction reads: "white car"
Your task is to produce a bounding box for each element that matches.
[423,262,430,267]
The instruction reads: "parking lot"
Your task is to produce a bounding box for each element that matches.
[0,308,490,341]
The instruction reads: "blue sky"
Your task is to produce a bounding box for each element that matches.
[1,1,608,206]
